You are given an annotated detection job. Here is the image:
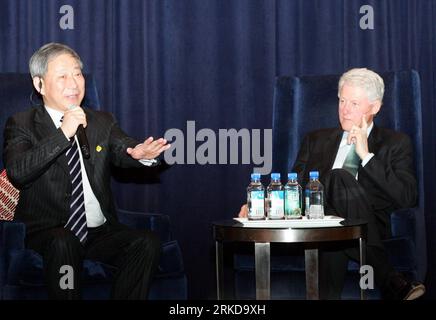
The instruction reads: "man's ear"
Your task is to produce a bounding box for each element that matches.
[370,101,381,115]
[32,77,43,95]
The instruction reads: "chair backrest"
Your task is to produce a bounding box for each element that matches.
[0,73,100,168]
[271,70,426,281]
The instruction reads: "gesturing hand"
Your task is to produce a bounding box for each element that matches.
[126,137,171,160]
[347,115,369,160]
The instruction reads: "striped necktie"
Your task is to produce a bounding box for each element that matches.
[342,144,361,177]
[64,138,88,243]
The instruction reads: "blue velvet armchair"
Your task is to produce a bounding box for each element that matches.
[234,70,427,299]
[0,73,187,299]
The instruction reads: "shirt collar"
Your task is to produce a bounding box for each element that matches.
[44,105,64,129]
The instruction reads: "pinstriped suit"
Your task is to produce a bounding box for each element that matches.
[3,105,160,299]
[3,105,143,234]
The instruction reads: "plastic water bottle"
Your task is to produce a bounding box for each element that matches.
[247,173,265,220]
[266,173,284,220]
[305,171,324,219]
[284,172,302,219]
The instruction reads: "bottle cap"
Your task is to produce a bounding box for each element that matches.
[288,172,297,180]
[251,173,261,181]
[309,171,319,179]
[271,173,280,180]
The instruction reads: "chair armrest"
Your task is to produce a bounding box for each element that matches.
[117,209,171,243]
[156,240,185,276]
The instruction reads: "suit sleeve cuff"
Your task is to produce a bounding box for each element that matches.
[138,158,158,167]
[361,153,375,167]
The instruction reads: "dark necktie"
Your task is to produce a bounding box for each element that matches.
[342,144,361,177]
[64,138,88,243]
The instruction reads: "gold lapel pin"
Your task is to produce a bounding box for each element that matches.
[96,145,103,152]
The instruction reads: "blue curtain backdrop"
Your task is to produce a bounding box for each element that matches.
[1,0,435,299]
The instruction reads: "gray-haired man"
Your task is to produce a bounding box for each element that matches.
[3,43,170,299]
[240,68,425,300]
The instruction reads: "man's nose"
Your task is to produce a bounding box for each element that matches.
[342,101,352,113]
[66,75,78,89]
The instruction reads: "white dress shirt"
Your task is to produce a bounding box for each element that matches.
[45,106,106,227]
[332,122,375,179]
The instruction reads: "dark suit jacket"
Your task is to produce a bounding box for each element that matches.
[292,125,417,238]
[3,106,143,235]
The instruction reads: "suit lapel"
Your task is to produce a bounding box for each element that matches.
[81,108,96,181]
[368,125,383,154]
[34,106,57,136]
[34,107,70,176]
[325,129,343,169]
[307,128,342,179]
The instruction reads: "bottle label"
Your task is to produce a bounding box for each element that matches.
[285,190,301,217]
[305,190,310,216]
[249,191,265,217]
[308,190,324,219]
[309,204,324,219]
[269,190,284,217]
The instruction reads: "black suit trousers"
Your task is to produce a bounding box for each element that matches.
[319,169,394,299]
[26,222,161,300]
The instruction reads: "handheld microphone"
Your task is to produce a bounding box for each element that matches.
[69,105,90,159]
[76,124,90,159]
